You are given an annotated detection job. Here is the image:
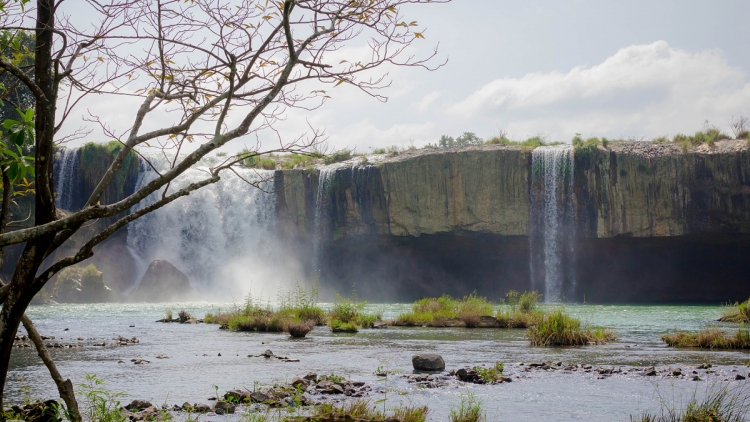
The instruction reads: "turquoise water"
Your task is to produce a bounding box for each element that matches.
[8,303,750,421]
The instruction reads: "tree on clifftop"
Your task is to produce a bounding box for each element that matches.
[0,0,446,416]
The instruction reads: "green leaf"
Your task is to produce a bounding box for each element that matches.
[7,162,18,182]
[24,109,33,122]
[12,130,25,147]
[3,149,18,159]
[2,119,20,129]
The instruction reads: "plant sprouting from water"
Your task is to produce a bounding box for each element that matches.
[449,391,485,422]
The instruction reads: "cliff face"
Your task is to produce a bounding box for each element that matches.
[277,140,750,240]
[576,141,750,238]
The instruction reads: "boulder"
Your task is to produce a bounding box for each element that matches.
[291,377,308,389]
[131,260,195,302]
[412,353,445,371]
[51,264,114,303]
[124,400,153,412]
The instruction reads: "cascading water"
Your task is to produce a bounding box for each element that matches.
[53,147,79,210]
[126,154,286,296]
[311,165,339,271]
[530,145,576,302]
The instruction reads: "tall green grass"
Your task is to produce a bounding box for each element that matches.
[631,383,750,422]
[662,325,750,349]
[527,308,617,346]
[449,391,485,422]
[496,290,544,328]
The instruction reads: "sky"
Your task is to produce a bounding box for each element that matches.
[64,0,750,153]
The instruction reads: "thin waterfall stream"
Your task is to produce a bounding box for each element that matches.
[530,145,576,302]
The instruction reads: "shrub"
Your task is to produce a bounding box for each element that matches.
[280,153,316,169]
[652,136,670,144]
[720,298,750,323]
[287,319,316,338]
[240,150,277,169]
[662,325,750,349]
[473,362,504,384]
[527,309,617,346]
[323,149,352,164]
[178,310,191,323]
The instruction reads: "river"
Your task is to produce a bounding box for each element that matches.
[8,303,750,421]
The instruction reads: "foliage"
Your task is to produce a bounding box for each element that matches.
[240,150,277,170]
[323,149,352,165]
[437,132,483,148]
[329,318,359,333]
[394,293,494,327]
[662,325,750,349]
[449,391,485,422]
[527,308,617,346]
[205,284,325,337]
[313,399,428,422]
[281,153,316,169]
[720,298,750,323]
[486,133,560,148]
[631,383,750,422]
[326,292,378,329]
[178,310,191,323]
[78,374,127,422]
[473,362,504,383]
[671,129,730,152]
[165,309,173,321]
[49,263,111,303]
[495,290,545,328]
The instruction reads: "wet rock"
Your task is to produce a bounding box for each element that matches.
[672,369,682,376]
[412,353,445,371]
[213,401,236,414]
[250,391,268,403]
[698,363,712,369]
[372,320,388,329]
[736,374,746,380]
[124,400,153,412]
[262,349,274,357]
[155,354,169,359]
[131,358,150,364]
[10,400,59,422]
[224,390,251,403]
[93,342,105,346]
[192,403,211,413]
[693,376,702,381]
[291,377,308,389]
[132,260,196,302]
[303,372,318,382]
[644,367,657,376]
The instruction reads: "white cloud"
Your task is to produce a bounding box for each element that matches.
[416,91,441,112]
[449,41,750,140]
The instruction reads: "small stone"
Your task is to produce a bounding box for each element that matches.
[693,376,701,381]
[736,374,746,381]
[125,399,153,411]
[214,401,236,414]
[291,377,308,389]
[303,372,318,382]
[218,352,221,356]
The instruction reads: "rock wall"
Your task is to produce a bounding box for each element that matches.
[278,140,750,240]
[275,140,750,303]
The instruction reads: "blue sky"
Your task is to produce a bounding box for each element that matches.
[65,0,750,152]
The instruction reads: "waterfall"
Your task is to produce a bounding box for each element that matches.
[53,148,79,210]
[126,155,282,294]
[530,145,576,302]
[311,165,339,271]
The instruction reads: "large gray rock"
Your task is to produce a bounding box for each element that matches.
[132,260,195,302]
[51,264,114,303]
[412,353,445,371]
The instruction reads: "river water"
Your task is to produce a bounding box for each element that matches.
[8,303,750,421]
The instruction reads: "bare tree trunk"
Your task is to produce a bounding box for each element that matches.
[21,315,81,421]
[0,0,58,410]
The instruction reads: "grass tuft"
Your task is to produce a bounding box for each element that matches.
[720,298,750,323]
[449,391,485,422]
[631,383,750,422]
[527,308,617,346]
[311,399,428,422]
[662,325,750,349]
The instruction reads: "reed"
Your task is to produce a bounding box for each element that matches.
[720,298,750,323]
